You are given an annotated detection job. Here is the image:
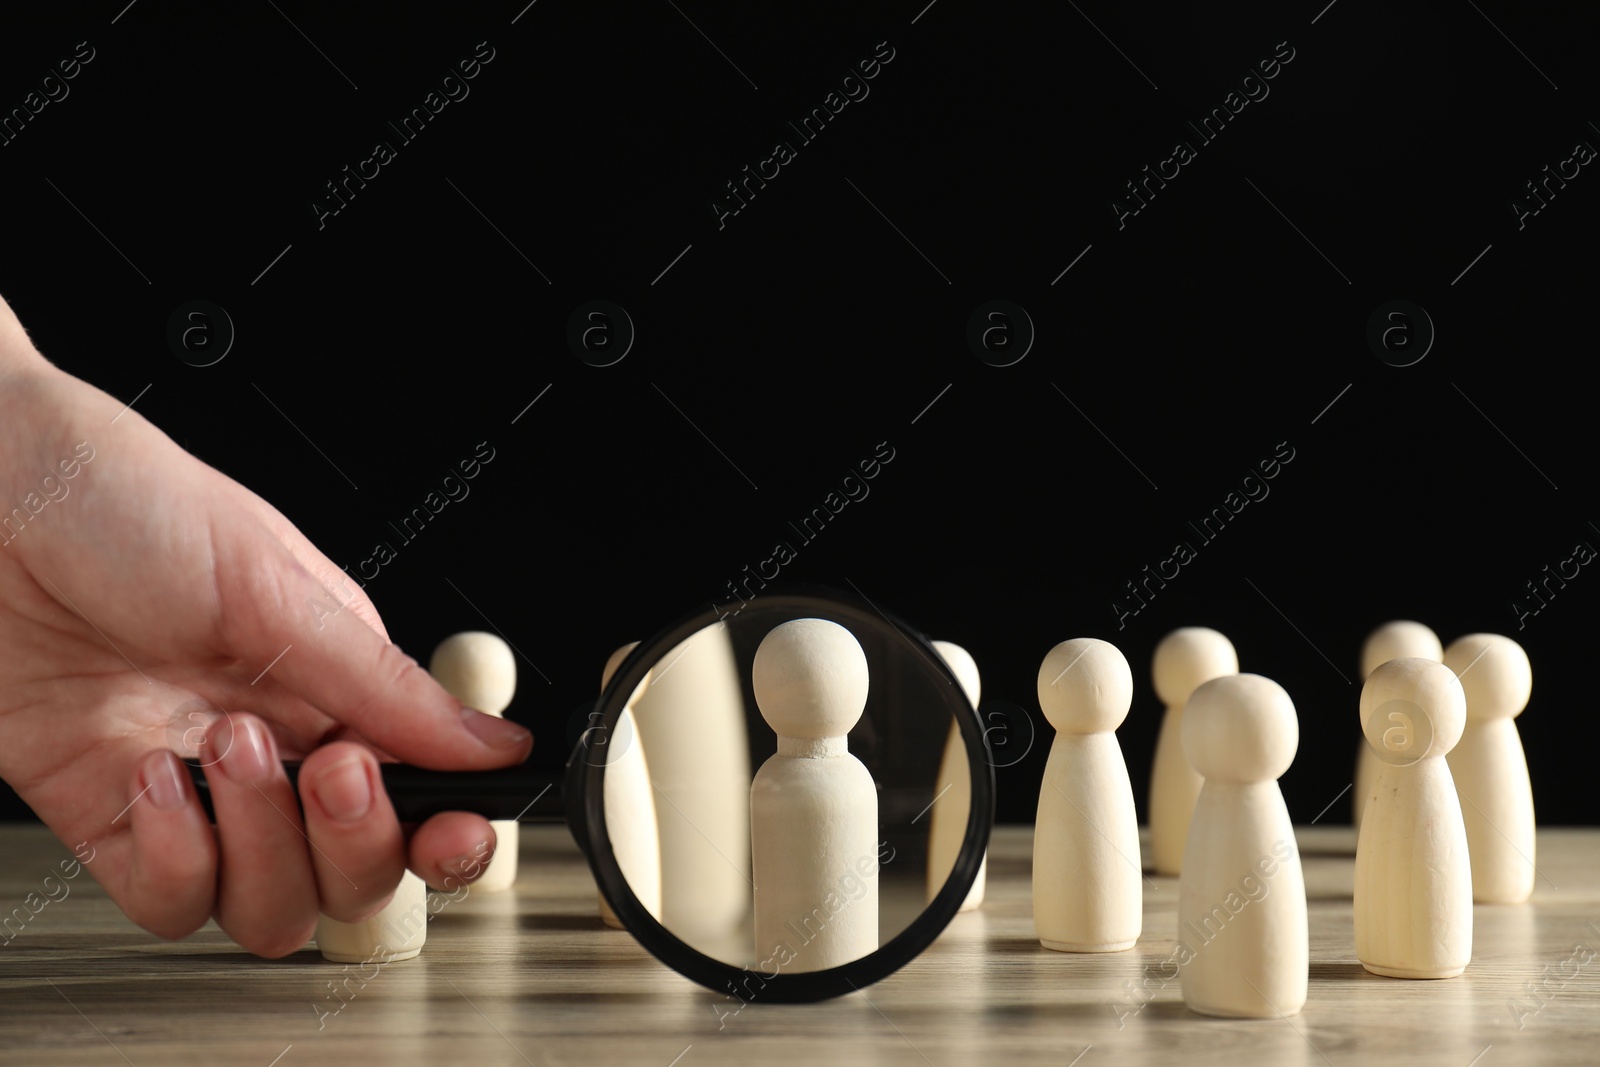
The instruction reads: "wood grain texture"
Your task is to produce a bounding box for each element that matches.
[1,824,1596,1065]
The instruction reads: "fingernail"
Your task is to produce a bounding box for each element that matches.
[460,706,531,751]
[220,717,275,783]
[311,755,373,823]
[142,750,189,811]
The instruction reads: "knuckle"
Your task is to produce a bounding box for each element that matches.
[340,642,424,728]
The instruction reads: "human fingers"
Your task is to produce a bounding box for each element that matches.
[406,810,497,893]
[297,741,406,923]
[121,749,218,939]
[202,712,319,957]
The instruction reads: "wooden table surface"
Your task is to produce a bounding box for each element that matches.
[2,823,1596,1066]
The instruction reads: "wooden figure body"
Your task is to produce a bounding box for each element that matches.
[429,631,519,890]
[596,642,662,927]
[315,872,427,963]
[1177,673,1307,1018]
[1033,638,1140,952]
[750,619,877,973]
[628,622,752,949]
[1148,628,1238,875]
[1444,633,1535,904]
[926,640,985,911]
[1354,657,1472,979]
[1354,621,1442,832]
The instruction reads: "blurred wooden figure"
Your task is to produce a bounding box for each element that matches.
[926,640,985,911]
[1444,633,1535,904]
[430,631,519,891]
[1354,621,1442,831]
[628,622,752,950]
[595,642,663,927]
[1148,627,1238,875]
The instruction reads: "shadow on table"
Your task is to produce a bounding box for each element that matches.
[516,912,613,932]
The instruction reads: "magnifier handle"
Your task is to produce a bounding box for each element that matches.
[182,761,566,823]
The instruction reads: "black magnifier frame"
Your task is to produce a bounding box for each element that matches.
[184,585,994,1002]
[580,585,995,1003]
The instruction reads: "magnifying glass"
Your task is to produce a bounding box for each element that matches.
[185,586,995,1002]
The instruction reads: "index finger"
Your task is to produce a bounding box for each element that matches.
[211,523,532,769]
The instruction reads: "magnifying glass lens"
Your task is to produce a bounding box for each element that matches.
[586,588,993,1001]
[182,587,994,1003]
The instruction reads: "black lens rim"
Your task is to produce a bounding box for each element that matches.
[573,584,995,1003]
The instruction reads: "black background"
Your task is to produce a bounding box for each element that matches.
[1,1,1595,827]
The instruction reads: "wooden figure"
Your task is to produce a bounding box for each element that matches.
[1444,633,1535,904]
[1149,627,1238,875]
[595,641,663,927]
[429,631,519,890]
[750,619,877,973]
[1033,638,1141,952]
[1354,621,1442,831]
[1177,673,1307,1017]
[1354,657,1472,978]
[926,640,985,911]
